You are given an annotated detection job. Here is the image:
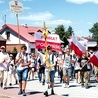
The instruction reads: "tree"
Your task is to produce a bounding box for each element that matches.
[12,47,18,54]
[55,25,73,47]
[89,22,98,45]
[67,26,74,36]
[55,25,65,41]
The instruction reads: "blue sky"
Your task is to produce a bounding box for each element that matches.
[0,0,98,37]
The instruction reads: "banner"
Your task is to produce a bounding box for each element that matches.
[89,51,98,68]
[35,32,62,52]
[70,35,87,57]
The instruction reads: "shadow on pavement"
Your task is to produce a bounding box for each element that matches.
[62,94,69,96]
[89,80,96,83]
[69,85,79,87]
[54,85,62,87]
[27,91,43,95]
[7,86,19,89]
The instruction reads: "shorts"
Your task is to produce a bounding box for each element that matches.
[75,70,80,73]
[45,69,55,83]
[63,67,71,77]
[0,70,4,78]
[17,68,29,82]
[29,67,36,72]
[39,66,45,74]
[8,69,16,75]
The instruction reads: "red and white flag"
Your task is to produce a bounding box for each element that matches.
[89,51,98,67]
[70,35,87,57]
[34,32,62,52]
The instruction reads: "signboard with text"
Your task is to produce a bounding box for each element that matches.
[9,1,23,14]
[35,32,62,52]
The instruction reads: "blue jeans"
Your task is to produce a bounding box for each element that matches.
[45,69,55,83]
[17,68,29,82]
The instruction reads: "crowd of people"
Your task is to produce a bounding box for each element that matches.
[0,45,98,97]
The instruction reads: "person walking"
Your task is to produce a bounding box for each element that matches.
[0,46,9,89]
[44,45,57,96]
[78,53,89,89]
[62,48,71,88]
[28,53,36,80]
[15,45,31,96]
[8,54,18,86]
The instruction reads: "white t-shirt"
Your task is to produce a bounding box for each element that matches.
[16,53,30,70]
[46,54,57,71]
[63,54,71,68]
[29,58,35,68]
[8,60,16,74]
[0,52,9,70]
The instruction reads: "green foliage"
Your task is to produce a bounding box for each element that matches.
[54,25,74,46]
[7,51,11,54]
[89,22,98,45]
[12,47,18,54]
[68,26,74,35]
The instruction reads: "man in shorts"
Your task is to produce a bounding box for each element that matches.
[44,46,57,96]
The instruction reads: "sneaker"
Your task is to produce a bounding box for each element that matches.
[64,83,67,88]
[85,86,89,89]
[9,83,12,86]
[44,91,48,96]
[0,82,3,88]
[51,89,54,95]
[48,85,50,89]
[23,90,26,96]
[42,81,45,85]
[81,84,84,88]
[18,90,23,95]
[67,85,70,88]
[3,87,7,90]
[15,80,18,84]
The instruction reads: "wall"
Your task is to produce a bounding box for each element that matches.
[1,28,35,53]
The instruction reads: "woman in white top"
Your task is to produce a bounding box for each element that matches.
[28,53,36,80]
[8,54,18,86]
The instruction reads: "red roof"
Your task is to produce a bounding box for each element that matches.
[82,37,94,41]
[0,24,43,42]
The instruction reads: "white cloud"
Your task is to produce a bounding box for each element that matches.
[33,19,72,26]
[46,19,72,25]
[0,0,4,3]
[66,0,98,4]
[24,7,31,10]
[20,0,32,1]
[19,12,54,21]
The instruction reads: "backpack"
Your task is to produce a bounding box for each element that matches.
[52,54,55,64]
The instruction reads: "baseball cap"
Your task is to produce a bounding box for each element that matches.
[59,52,62,54]
[1,46,5,49]
[10,54,13,57]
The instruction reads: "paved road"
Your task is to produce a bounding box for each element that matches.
[0,73,98,98]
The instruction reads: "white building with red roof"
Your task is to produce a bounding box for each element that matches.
[0,24,43,53]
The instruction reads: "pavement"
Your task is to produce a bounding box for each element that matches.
[0,72,98,98]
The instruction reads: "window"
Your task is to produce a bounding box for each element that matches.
[6,32,10,40]
[31,48,35,53]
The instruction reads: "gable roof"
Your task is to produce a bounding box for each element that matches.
[82,36,95,41]
[0,24,43,42]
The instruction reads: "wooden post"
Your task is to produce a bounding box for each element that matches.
[16,14,21,52]
[43,22,50,83]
